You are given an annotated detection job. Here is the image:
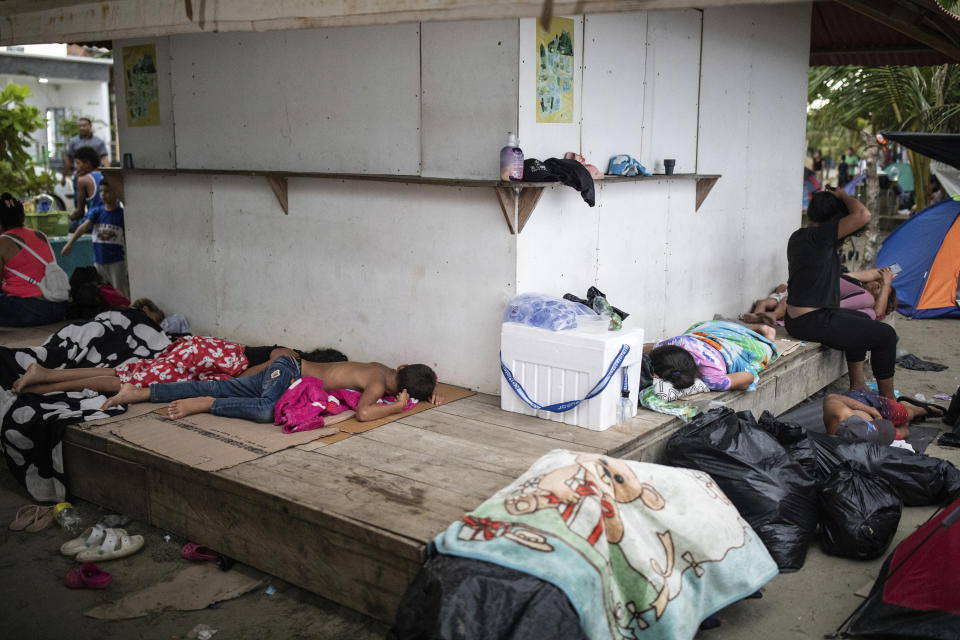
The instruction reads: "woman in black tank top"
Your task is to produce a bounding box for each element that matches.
[785,189,900,401]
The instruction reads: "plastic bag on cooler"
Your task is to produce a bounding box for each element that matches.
[502,293,597,331]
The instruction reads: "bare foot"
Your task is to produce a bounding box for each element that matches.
[167,397,215,420]
[102,383,151,409]
[756,325,776,341]
[758,311,780,327]
[741,312,763,324]
[13,363,47,393]
[902,402,926,422]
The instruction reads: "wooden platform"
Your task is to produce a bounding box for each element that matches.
[5,325,845,623]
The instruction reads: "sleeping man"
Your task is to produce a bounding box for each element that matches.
[822,388,945,443]
[103,350,441,423]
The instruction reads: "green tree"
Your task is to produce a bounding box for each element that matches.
[808,65,960,266]
[938,1,960,17]
[0,83,56,197]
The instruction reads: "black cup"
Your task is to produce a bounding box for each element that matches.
[663,159,676,175]
[122,153,134,169]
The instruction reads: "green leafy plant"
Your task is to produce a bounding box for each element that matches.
[0,83,57,197]
[938,1,960,18]
[809,64,960,211]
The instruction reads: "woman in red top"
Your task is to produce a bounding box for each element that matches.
[0,193,68,326]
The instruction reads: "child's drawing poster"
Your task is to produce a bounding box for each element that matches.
[123,44,160,127]
[536,18,574,123]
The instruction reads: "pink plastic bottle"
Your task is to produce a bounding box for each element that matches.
[500,132,524,181]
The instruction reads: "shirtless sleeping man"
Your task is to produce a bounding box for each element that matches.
[103,349,442,423]
[822,388,946,443]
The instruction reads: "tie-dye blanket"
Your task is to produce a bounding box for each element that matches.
[435,449,778,640]
[685,320,778,391]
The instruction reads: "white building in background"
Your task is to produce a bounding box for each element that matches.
[0,43,113,174]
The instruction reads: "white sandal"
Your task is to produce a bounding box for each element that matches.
[75,528,144,562]
[60,524,109,556]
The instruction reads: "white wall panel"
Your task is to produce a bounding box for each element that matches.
[123,174,218,330]
[170,26,421,174]
[518,16,584,161]
[596,180,674,339]
[695,4,811,321]
[421,20,519,179]
[113,37,176,169]
[640,10,702,175]
[580,12,647,172]
[516,186,599,296]
[126,177,517,393]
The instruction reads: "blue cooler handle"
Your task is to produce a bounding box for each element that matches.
[500,344,630,413]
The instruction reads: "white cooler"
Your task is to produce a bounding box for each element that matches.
[500,322,645,431]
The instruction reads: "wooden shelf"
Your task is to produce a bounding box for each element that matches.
[103,168,720,233]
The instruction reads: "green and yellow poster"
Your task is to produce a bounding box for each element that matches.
[536,18,574,123]
[123,44,160,127]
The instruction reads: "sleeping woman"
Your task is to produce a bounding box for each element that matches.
[644,320,778,395]
[12,299,346,396]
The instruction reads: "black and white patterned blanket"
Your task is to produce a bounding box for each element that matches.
[0,310,170,502]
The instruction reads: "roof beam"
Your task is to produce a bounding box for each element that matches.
[837,0,960,62]
[0,0,806,46]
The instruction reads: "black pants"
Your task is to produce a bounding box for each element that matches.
[785,308,898,380]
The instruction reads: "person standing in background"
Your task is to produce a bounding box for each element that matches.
[812,150,824,185]
[62,176,126,297]
[62,117,109,211]
[68,147,103,233]
[844,146,859,178]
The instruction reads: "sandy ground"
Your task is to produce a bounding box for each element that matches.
[0,316,957,640]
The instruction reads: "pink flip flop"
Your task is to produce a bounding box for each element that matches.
[181,542,219,562]
[65,563,112,589]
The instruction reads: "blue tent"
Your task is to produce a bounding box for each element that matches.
[877,198,960,318]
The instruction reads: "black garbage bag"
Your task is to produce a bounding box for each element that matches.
[389,553,588,640]
[808,432,960,506]
[757,411,819,481]
[818,461,902,560]
[665,407,818,572]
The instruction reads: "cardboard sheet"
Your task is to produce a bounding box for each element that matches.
[110,382,475,470]
[83,563,263,620]
[775,338,803,359]
[75,400,166,430]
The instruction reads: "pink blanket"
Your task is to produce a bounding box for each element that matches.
[273,376,416,433]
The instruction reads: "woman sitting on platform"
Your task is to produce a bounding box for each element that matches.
[0,193,68,327]
[785,188,900,400]
[644,320,778,395]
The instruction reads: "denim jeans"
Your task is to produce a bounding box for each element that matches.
[150,355,299,423]
[0,293,67,327]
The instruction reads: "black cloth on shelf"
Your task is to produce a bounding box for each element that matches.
[522,157,595,206]
[522,158,559,182]
[896,353,948,372]
[544,158,595,206]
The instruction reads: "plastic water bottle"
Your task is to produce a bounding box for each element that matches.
[500,132,524,181]
[619,369,633,425]
[53,502,82,533]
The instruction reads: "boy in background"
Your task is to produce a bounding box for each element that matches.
[62,176,127,297]
[68,146,103,233]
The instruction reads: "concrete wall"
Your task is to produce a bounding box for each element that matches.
[116,4,812,393]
